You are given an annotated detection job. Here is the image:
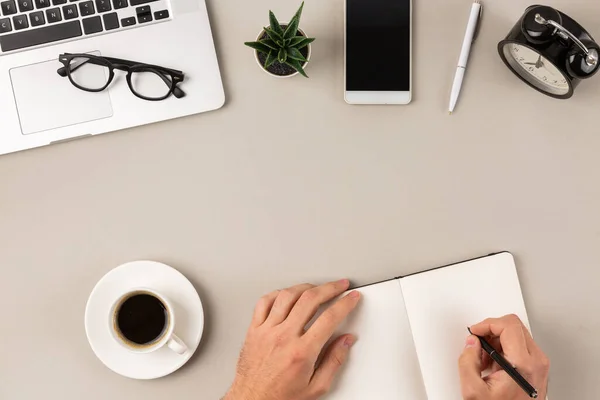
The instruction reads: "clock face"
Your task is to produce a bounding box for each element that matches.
[503,43,570,96]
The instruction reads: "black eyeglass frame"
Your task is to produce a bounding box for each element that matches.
[57,53,186,101]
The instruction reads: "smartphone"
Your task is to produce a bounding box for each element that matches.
[344,0,412,104]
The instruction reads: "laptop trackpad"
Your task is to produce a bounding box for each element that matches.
[10,54,113,135]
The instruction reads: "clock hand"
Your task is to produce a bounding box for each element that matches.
[535,55,543,69]
[524,56,544,68]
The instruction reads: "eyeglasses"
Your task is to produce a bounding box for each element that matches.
[57,53,186,101]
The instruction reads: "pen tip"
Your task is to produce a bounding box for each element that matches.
[449,111,453,115]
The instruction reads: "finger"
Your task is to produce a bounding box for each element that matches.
[310,335,355,397]
[458,335,488,400]
[469,315,531,364]
[304,291,361,350]
[491,360,504,374]
[487,316,538,353]
[265,283,315,325]
[481,349,491,371]
[484,336,502,372]
[251,290,280,326]
[286,279,351,329]
[484,371,520,395]
[488,336,502,352]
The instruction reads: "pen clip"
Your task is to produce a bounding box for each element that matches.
[472,3,484,43]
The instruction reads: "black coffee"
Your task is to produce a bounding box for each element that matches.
[116,293,168,346]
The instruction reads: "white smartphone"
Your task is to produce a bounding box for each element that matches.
[344,0,412,105]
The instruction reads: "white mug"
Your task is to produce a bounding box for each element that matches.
[109,287,188,355]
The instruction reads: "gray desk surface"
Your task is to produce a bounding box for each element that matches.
[1,0,599,398]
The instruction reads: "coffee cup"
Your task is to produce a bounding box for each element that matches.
[109,288,188,355]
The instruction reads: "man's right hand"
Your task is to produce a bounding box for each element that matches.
[458,314,550,400]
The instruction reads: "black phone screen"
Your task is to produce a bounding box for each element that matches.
[346,0,411,91]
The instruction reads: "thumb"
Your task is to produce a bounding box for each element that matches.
[458,335,488,399]
[310,335,355,396]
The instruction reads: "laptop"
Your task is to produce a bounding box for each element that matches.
[0,0,224,156]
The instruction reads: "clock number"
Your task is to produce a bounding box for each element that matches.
[553,80,558,83]
[528,66,534,72]
[543,76,548,81]
[518,57,524,62]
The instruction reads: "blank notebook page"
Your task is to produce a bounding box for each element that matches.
[400,253,531,400]
[326,280,427,400]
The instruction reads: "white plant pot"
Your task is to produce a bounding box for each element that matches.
[253,25,312,78]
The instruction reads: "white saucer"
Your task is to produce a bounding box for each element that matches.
[85,261,204,379]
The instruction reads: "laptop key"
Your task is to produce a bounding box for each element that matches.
[0,19,81,51]
[52,0,66,4]
[30,10,45,25]
[137,12,150,23]
[34,0,50,8]
[102,11,117,30]
[153,9,167,20]
[1,0,17,15]
[12,14,27,29]
[0,18,11,32]
[135,5,148,14]
[82,15,101,33]
[17,0,32,12]
[78,0,93,15]
[94,0,108,11]
[45,7,61,22]
[120,16,134,26]
[62,3,76,18]
[111,0,125,9]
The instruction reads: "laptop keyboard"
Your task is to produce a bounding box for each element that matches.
[0,0,170,53]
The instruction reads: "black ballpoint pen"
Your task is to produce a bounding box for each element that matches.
[467,328,539,399]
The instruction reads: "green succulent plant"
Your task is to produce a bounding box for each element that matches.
[244,2,315,78]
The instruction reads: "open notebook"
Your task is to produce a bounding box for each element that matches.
[326,252,532,400]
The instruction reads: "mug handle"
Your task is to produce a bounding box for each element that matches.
[167,334,188,355]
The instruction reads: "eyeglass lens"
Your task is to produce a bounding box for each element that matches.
[68,56,111,91]
[129,68,174,100]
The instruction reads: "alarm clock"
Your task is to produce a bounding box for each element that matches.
[498,5,600,99]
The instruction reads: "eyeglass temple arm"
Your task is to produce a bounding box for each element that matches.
[57,57,162,76]
[103,57,183,75]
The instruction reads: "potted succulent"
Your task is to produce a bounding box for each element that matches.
[244,2,315,78]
